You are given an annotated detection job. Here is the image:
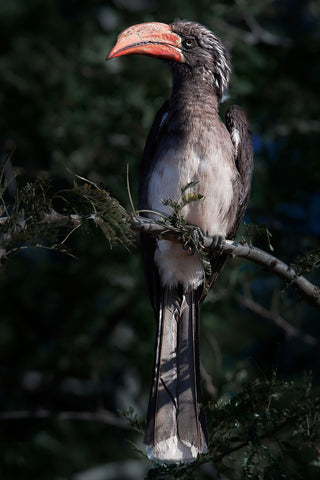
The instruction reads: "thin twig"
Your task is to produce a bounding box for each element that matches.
[65,166,102,191]
[234,0,291,46]
[207,332,223,380]
[200,362,218,399]
[0,409,132,430]
[126,162,136,215]
[235,293,318,345]
[60,222,82,244]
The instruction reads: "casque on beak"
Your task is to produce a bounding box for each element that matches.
[106,22,183,62]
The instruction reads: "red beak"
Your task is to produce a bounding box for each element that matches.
[106,22,183,63]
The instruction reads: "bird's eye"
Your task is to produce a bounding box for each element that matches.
[182,37,195,49]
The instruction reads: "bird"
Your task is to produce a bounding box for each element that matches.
[107,20,253,463]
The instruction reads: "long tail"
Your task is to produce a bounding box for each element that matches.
[144,286,208,463]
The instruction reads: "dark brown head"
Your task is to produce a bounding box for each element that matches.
[107,20,231,98]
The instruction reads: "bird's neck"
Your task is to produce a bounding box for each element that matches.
[168,69,220,130]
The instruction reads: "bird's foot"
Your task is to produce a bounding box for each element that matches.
[182,241,196,255]
[182,228,224,255]
[210,234,224,254]
[182,227,205,255]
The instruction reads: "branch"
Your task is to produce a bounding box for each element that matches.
[130,215,320,311]
[0,409,132,430]
[234,0,291,46]
[0,210,81,262]
[235,293,318,345]
[200,362,218,399]
[209,287,317,346]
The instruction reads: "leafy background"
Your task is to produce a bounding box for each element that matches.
[0,0,320,479]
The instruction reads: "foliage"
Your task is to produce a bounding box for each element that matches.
[119,406,145,435]
[161,181,205,246]
[242,223,274,252]
[292,248,320,275]
[0,161,133,265]
[57,175,134,249]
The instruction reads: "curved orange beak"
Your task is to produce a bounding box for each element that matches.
[106,22,183,63]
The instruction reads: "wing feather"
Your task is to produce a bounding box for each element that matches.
[202,105,253,300]
[139,100,169,315]
[225,104,253,238]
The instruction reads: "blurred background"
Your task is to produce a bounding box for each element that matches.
[0,0,319,479]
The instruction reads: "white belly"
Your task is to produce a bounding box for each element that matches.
[147,143,236,289]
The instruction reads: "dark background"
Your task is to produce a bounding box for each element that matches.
[0,0,319,479]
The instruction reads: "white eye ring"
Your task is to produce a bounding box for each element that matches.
[183,38,195,48]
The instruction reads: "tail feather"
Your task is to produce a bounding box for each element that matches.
[144,286,208,463]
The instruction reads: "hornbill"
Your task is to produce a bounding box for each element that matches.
[107,20,253,463]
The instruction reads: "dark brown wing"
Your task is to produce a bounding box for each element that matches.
[202,105,253,301]
[138,100,169,316]
[225,104,253,239]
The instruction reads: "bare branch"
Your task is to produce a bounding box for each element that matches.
[200,362,218,399]
[235,293,318,345]
[0,409,132,430]
[208,287,317,346]
[234,0,291,46]
[130,215,320,311]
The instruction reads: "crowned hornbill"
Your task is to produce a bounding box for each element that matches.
[107,20,253,463]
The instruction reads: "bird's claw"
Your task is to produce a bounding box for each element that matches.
[182,229,224,255]
[192,227,206,249]
[182,242,196,255]
[210,234,224,254]
[182,227,205,255]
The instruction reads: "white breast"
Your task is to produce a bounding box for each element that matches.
[146,138,235,288]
